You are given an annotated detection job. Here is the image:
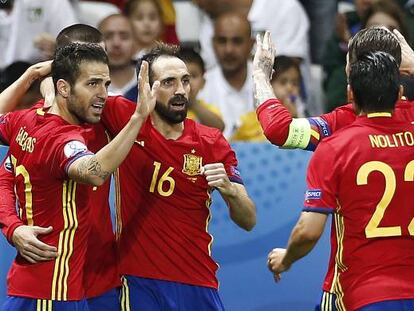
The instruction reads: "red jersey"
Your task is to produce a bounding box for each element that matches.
[0,106,95,300]
[102,97,243,289]
[0,100,121,299]
[304,114,414,310]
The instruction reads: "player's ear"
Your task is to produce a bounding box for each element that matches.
[56,79,71,98]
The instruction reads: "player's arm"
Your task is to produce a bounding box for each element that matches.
[0,157,58,263]
[0,61,52,114]
[267,212,328,281]
[267,142,337,281]
[203,163,256,231]
[67,61,159,186]
[253,31,344,151]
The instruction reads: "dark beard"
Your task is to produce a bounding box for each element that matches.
[155,94,188,124]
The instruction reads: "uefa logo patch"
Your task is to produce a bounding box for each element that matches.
[305,189,322,200]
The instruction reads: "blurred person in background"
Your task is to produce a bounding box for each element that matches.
[0,0,77,69]
[124,0,164,60]
[198,12,254,139]
[179,47,225,131]
[193,0,309,71]
[322,0,414,112]
[99,13,138,102]
[271,56,305,118]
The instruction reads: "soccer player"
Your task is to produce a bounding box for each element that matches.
[0,24,126,311]
[0,43,158,311]
[101,43,256,311]
[253,28,414,310]
[268,50,414,310]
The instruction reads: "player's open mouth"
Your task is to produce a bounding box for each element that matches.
[170,102,186,111]
[91,103,105,113]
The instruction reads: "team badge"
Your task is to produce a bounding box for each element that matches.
[182,154,203,176]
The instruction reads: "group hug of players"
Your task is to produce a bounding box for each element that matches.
[0,22,414,311]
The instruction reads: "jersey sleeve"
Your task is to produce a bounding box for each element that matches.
[303,142,338,214]
[257,99,356,151]
[0,155,23,244]
[213,133,244,185]
[44,130,93,178]
[101,96,136,136]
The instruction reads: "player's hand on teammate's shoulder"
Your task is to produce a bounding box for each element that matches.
[393,29,414,76]
[267,248,290,283]
[135,61,160,119]
[202,163,236,196]
[12,225,58,264]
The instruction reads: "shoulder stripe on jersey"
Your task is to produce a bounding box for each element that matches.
[121,277,131,311]
[51,180,78,300]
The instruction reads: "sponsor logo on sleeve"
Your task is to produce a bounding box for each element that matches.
[305,189,322,200]
[4,156,13,173]
[64,141,88,158]
[230,166,241,178]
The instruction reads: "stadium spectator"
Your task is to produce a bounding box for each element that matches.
[99,14,138,102]
[198,12,254,138]
[124,0,164,60]
[268,49,414,311]
[0,0,77,69]
[179,46,224,131]
[193,0,309,71]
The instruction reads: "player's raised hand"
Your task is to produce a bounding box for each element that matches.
[253,31,276,80]
[203,163,235,196]
[267,248,290,282]
[12,225,58,264]
[136,61,160,119]
[393,29,414,76]
[28,60,52,80]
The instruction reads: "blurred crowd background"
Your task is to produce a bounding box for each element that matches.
[1,0,414,141]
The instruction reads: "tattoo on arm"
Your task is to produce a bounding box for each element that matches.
[76,156,111,183]
[253,77,276,108]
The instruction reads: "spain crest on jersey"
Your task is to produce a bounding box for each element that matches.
[182,154,203,176]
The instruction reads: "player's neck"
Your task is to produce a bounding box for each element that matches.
[150,112,184,140]
[49,98,81,125]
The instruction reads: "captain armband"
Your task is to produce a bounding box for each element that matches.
[282,118,312,149]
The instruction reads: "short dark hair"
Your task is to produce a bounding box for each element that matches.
[179,46,205,74]
[56,24,103,49]
[349,51,400,113]
[272,55,301,80]
[348,27,401,66]
[52,43,108,91]
[136,42,181,84]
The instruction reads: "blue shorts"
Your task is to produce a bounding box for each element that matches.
[357,299,414,311]
[87,288,120,311]
[120,275,225,311]
[1,296,89,311]
[315,291,337,311]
